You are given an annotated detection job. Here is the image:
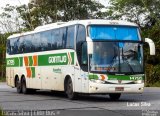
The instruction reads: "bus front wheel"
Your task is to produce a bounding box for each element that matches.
[65,77,77,100]
[109,93,121,100]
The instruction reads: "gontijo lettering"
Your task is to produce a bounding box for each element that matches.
[48,56,67,63]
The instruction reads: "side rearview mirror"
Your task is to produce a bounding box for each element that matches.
[145,38,155,55]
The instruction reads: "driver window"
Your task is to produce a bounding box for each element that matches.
[81,42,87,65]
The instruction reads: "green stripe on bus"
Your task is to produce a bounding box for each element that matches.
[29,56,33,66]
[38,53,74,66]
[6,52,74,67]
[88,74,99,80]
[71,52,74,64]
[6,57,23,67]
[88,74,144,80]
[108,75,144,80]
[31,67,35,77]
[19,57,23,66]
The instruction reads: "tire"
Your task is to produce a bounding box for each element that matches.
[21,78,36,94]
[65,78,77,100]
[21,78,29,94]
[109,93,121,100]
[16,78,22,93]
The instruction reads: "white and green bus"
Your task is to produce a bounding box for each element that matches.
[6,20,155,100]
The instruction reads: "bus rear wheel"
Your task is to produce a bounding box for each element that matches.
[21,78,36,94]
[65,78,77,100]
[109,93,121,100]
[16,78,22,93]
[21,78,28,94]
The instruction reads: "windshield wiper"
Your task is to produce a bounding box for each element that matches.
[123,59,135,74]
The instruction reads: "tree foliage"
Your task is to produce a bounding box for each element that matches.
[0,4,23,33]
[0,33,11,79]
[16,0,105,30]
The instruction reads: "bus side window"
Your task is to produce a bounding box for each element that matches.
[81,42,87,65]
[66,25,75,49]
[10,38,18,54]
[51,29,57,50]
[47,30,52,51]
[18,37,25,53]
[23,35,33,53]
[33,33,41,52]
[10,39,15,54]
[41,31,49,51]
[7,40,11,54]
[57,28,65,49]
[76,25,86,64]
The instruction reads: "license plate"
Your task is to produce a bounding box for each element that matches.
[115,87,124,91]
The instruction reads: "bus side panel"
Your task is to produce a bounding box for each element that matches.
[81,71,89,93]
[29,67,41,89]
[74,67,82,92]
[52,66,64,91]
[10,68,15,87]
[6,67,12,87]
[41,66,54,90]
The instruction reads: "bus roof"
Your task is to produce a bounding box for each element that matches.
[7,19,138,39]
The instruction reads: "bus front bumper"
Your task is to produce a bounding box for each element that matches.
[89,82,144,94]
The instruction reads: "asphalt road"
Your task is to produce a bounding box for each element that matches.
[0,82,160,116]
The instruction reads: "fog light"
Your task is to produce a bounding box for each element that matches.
[139,87,143,90]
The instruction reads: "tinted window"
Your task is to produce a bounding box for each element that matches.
[8,25,78,55]
[6,40,11,54]
[41,31,52,51]
[18,37,25,53]
[33,33,41,52]
[60,27,67,49]
[66,26,75,49]
[76,25,86,62]
[53,28,63,49]
[10,38,18,54]
[23,35,33,53]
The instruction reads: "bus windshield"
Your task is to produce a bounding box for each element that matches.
[88,25,141,41]
[90,42,143,74]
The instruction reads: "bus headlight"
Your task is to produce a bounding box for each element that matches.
[90,79,105,84]
[134,80,144,84]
